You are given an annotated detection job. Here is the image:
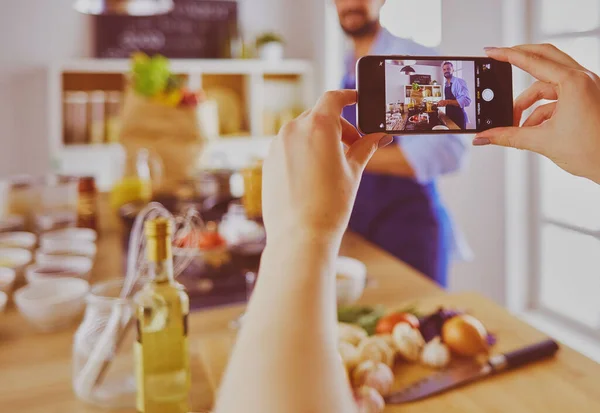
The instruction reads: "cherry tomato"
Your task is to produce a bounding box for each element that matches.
[375,312,420,335]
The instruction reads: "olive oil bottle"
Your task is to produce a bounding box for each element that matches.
[134,218,190,413]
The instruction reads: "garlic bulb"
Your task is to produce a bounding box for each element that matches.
[357,336,395,367]
[338,322,368,346]
[339,340,360,372]
[421,337,451,368]
[375,333,394,349]
[392,323,425,362]
[354,386,386,413]
[352,360,395,396]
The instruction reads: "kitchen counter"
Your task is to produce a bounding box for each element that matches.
[2,204,600,412]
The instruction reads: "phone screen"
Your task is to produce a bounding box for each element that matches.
[357,56,513,134]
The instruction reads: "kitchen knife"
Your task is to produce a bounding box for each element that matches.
[386,339,560,404]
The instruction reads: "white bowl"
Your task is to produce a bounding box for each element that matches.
[14,277,89,331]
[26,258,93,283]
[37,239,97,259]
[0,232,36,250]
[0,248,33,279]
[336,256,367,306]
[0,267,16,294]
[0,291,7,313]
[40,228,97,243]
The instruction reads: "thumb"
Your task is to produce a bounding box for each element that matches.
[473,126,540,152]
[346,133,392,172]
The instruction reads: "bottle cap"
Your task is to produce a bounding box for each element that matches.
[145,217,172,238]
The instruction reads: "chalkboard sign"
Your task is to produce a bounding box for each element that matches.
[94,0,238,59]
[410,74,432,85]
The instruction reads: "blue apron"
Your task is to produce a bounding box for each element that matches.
[445,82,467,129]
[343,75,450,286]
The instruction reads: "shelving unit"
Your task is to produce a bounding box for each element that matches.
[403,84,443,104]
[48,58,314,191]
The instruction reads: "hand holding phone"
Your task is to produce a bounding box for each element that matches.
[356,56,513,135]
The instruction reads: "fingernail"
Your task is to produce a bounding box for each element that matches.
[378,135,394,148]
[472,137,491,146]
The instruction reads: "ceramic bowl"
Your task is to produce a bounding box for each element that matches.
[0,232,37,250]
[0,248,33,280]
[0,267,16,294]
[336,256,367,306]
[40,228,97,243]
[0,291,7,313]
[14,277,89,331]
[37,239,97,259]
[26,258,93,284]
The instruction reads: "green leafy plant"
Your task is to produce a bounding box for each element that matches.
[130,53,172,97]
[255,32,284,48]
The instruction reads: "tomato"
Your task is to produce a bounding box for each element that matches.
[375,312,420,335]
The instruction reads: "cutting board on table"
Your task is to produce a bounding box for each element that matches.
[194,292,600,412]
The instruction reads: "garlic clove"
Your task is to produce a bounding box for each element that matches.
[352,360,395,396]
[421,336,451,368]
[357,336,395,367]
[339,322,369,346]
[354,386,386,413]
[392,323,425,362]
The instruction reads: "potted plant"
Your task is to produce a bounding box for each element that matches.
[255,32,284,61]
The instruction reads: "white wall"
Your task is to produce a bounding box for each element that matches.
[438,0,507,304]
[385,64,409,104]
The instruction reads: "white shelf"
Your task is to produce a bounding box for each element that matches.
[53,58,313,75]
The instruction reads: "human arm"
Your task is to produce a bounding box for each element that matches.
[365,135,469,182]
[473,44,600,184]
[213,90,391,413]
[439,80,471,108]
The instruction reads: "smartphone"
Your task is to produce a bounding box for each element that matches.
[356,55,513,134]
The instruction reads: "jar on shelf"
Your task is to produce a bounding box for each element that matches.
[72,279,139,409]
[241,159,263,220]
[64,91,89,145]
[106,91,122,143]
[88,91,106,144]
[77,176,98,231]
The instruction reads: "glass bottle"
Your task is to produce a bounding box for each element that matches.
[134,218,190,413]
[77,176,98,231]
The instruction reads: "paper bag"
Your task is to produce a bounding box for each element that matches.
[119,90,205,191]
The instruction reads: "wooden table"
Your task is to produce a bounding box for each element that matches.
[2,214,600,412]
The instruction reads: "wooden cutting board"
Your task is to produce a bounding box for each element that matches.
[196,292,600,412]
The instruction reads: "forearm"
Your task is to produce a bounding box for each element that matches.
[446,99,460,107]
[364,144,415,177]
[214,233,355,413]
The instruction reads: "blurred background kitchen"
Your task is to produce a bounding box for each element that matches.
[0,0,599,362]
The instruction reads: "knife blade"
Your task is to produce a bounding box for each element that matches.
[385,339,560,404]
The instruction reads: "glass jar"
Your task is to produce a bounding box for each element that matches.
[72,279,139,408]
[88,91,106,144]
[64,91,89,144]
[106,91,122,143]
[241,159,263,220]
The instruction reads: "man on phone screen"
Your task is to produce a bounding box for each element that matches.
[438,61,471,129]
[334,0,470,287]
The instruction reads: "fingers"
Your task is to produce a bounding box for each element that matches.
[522,102,557,127]
[513,44,585,70]
[485,47,575,85]
[340,117,362,147]
[472,126,541,152]
[345,133,390,173]
[514,81,557,126]
[313,89,357,117]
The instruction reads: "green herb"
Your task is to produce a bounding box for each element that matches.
[256,32,284,47]
[131,53,172,97]
[338,305,386,335]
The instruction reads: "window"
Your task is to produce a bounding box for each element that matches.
[530,0,600,334]
[379,0,442,48]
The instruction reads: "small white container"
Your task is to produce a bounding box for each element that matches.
[38,239,97,259]
[0,267,16,294]
[41,228,98,243]
[258,42,284,61]
[26,257,93,283]
[14,277,89,332]
[0,232,36,250]
[0,291,7,313]
[336,256,367,306]
[0,248,33,280]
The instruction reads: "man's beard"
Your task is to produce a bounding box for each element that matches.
[444,73,452,79]
[340,13,379,38]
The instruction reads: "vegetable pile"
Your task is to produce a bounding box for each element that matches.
[338,305,496,413]
[130,53,203,108]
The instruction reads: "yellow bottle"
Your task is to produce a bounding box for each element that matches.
[134,218,190,413]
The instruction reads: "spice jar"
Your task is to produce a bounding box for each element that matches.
[64,91,89,144]
[106,91,122,143]
[241,159,263,220]
[88,91,106,144]
[77,176,98,231]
